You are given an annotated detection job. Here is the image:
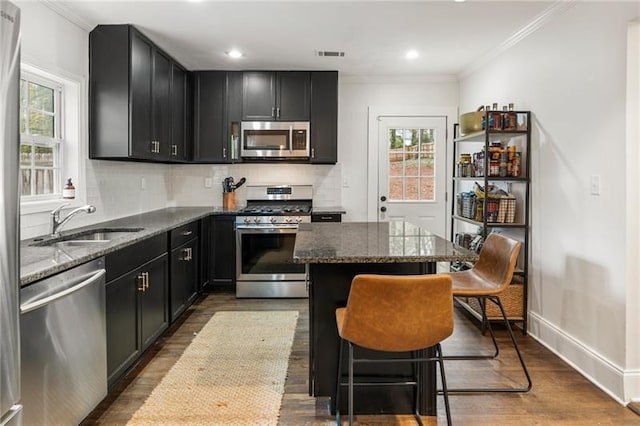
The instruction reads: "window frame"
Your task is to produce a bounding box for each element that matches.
[19,70,65,201]
[19,61,87,217]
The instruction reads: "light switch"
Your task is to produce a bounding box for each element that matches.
[342,176,349,188]
[204,177,213,188]
[590,175,600,195]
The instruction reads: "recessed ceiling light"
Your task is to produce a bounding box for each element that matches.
[454,0,466,2]
[405,50,419,60]
[226,50,243,59]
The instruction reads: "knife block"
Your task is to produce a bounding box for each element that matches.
[223,192,236,210]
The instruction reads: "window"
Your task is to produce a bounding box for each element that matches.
[20,72,63,199]
[388,127,435,201]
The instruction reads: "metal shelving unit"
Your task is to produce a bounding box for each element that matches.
[451,110,531,333]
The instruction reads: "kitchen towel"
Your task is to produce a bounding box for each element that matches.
[128,310,299,425]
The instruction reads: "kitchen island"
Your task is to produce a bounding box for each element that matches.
[293,221,478,416]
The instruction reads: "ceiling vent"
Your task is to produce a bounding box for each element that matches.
[317,50,345,57]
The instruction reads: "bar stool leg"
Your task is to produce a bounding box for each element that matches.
[348,342,355,426]
[436,343,453,426]
[492,296,532,392]
[334,338,344,423]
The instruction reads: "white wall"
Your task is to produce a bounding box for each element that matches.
[338,75,459,221]
[459,1,640,402]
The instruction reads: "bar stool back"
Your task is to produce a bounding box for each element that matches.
[335,273,454,426]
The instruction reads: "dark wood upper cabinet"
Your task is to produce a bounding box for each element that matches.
[242,71,310,121]
[193,71,228,163]
[89,25,189,162]
[170,63,188,162]
[310,71,338,164]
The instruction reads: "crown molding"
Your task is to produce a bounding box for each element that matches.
[39,0,95,32]
[459,0,577,80]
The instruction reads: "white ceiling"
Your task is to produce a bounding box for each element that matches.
[51,0,554,75]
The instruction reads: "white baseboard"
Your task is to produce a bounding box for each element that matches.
[528,311,630,404]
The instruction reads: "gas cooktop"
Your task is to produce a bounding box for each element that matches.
[238,204,311,216]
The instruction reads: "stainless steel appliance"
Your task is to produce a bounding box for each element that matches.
[20,258,107,425]
[0,2,22,424]
[236,185,312,298]
[240,121,310,159]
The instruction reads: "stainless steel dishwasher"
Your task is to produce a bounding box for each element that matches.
[20,257,107,425]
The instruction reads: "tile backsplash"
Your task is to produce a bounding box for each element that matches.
[21,161,342,239]
[171,163,342,208]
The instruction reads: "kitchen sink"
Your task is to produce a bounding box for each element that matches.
[30,228,145,247]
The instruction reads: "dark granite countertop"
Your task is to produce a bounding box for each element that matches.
[293,221,478,264]
[20,207,239,286]
[312,206,346,215]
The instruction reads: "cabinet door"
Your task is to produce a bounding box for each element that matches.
[129,30,153,159]
[200,218,210,290]
[140,254,169,351]
[242,71,276,121]
[226,71,243,162]
[193,71,229,162]
[310,71,338,164]
[170,63,187,162]
[278,72,310,121]
[170,245,187,323]
[210,215,236,287]
[152,49,172,161]
[106,268,141,387]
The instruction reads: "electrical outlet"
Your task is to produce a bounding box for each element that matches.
[590,175,600,195]
[141,176,146,190]
[204,177,213,188]
[342,176,349,188]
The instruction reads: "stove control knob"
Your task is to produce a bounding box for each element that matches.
[270,217,277,224]
[243,217,251,224]
[284,217,293,223]
[295,216,303,223]
[254,217,261,224]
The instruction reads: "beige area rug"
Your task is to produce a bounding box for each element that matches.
[128,310,299,426]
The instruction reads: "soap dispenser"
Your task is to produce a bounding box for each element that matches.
[62,178,76,199]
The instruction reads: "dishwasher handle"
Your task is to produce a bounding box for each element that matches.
[20,269,106,314]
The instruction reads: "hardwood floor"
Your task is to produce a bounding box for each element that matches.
[84,292,640,425]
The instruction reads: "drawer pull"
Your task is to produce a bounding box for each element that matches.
[321,216,332,220]
[181,230,193,236]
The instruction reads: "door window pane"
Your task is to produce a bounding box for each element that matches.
[388,127,437,201]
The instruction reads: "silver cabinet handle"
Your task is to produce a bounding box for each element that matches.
[276,107,280,118]
[144,271,150,290]
[21,269,106,314]
[223,147,227,158]
[181,247,193,261]
[271,107,275,118]
[181,230,193,236]
[172,144,177,156]
[311,148,315,159]
[137,273,146,292]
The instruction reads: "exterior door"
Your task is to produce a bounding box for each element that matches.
[378,116,447,237]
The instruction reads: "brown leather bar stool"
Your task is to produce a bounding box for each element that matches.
[334,274,454,426]
[445,232,532,393]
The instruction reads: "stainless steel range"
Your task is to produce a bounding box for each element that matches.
[235,185,312,298]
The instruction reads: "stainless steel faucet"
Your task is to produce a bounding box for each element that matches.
[50,203,96,236]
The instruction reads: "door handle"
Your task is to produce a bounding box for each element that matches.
[380,206,387,212]
[289,126,293,153]
[380,196,387,202]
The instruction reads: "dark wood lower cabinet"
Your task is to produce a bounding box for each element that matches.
[170,237,199,323]
[209,215,236,289]
[106,252,168,388]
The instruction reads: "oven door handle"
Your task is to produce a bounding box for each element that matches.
[236,225,299,233]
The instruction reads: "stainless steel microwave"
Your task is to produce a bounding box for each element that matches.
[240,121,310,159]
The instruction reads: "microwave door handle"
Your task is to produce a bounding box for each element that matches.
[289,126,293,153]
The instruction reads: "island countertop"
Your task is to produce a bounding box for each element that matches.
[292,221,478,264]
